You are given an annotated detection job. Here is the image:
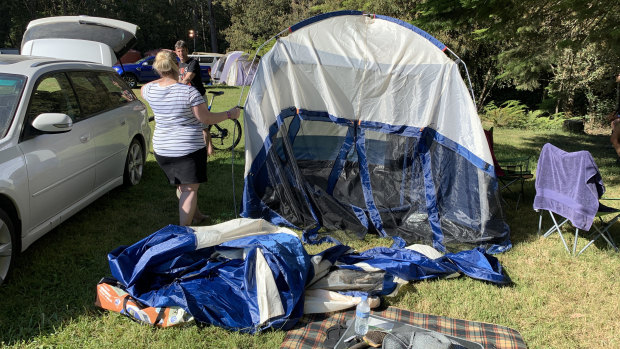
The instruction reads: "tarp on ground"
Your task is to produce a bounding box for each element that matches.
[107,219,510,333]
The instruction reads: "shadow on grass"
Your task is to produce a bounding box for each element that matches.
[205,85,245,91]
[0,156,245,344]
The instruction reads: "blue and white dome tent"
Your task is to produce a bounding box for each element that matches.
[240,11,511,253]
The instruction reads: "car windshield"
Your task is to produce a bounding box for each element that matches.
[134,56,152,64]
[0,74,26,139]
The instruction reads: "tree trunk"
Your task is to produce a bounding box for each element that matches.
[476,67,496,112]
[207,0,218,53]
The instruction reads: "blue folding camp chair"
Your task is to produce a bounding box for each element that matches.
[534,143,619,256]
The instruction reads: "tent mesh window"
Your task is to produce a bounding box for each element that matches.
[253,110,507,250]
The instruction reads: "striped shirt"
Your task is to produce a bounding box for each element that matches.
[143,82,206,157]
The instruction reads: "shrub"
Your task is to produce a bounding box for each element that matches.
[481,100,564,130]
[481,100,526,128]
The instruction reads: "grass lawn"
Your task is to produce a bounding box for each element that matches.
[1,86,619,348]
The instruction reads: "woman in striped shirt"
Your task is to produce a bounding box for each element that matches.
[142,50,240,226]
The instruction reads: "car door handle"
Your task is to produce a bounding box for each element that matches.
[80,135,89,143]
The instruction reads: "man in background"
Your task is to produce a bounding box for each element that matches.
[175,40,213,155]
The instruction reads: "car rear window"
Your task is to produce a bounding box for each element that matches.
[68,71,115,118]
[97,72,136,107]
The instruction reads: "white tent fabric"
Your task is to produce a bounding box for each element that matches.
[244,14,491,175]
[240,11,510,253]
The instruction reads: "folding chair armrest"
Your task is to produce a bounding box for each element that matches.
[498,156,530,166]
[498,156,532,174]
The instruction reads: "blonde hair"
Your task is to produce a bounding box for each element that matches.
[153,50,179,78]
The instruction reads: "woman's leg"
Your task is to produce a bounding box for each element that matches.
[177,183,200,226]
[176,187,208,222]
[203,129,214,156]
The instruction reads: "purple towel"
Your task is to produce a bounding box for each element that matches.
[533,143,604,231]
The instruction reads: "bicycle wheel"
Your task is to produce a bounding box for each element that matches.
[208,119,242,151]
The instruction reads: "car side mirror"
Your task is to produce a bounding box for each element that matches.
[142,61,149,66]
[31,113,73,133]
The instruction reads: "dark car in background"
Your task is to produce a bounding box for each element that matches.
[114,53,220,88]
[113,56,158,88]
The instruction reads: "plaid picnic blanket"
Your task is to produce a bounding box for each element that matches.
[280,307,527,349]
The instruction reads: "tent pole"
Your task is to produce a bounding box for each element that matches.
[445,47,477,110]
[237,28,290,108]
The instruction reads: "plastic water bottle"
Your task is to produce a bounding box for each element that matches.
[354,295,370,336]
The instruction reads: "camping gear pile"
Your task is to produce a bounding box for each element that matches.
[98,219,510,332]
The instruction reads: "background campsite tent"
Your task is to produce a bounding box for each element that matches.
[240,11,511,253]
[211,54,227,81]
[216,51,258,86]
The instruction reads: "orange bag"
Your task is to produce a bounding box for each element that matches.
[95,277,193,327]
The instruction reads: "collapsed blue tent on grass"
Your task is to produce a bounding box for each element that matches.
[107,219,510,333]
[240,11,511,253]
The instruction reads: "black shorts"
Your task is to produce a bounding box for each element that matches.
[155,147,207,185]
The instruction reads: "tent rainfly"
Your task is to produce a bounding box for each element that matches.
[240,11,512,253]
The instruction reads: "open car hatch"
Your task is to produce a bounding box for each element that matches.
[21,16,138,66]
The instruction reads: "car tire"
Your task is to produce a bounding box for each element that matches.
[122,74,138,89]
[123,138,144,186]
[0,208,17,286]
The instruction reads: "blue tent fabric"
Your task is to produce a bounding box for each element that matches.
[337,246,510,285]
[107,224,510,333]
[108,225,312,333]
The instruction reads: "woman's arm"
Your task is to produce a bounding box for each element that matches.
[192,104,241,125]
[140,84,148,99]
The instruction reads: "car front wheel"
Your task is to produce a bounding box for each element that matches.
[123,139,144,186]
[0,208,16,286]
[122,74,138,88]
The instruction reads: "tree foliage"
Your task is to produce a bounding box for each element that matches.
[0,0,231,54]
[2,0,618,120]
[219,0,322,51]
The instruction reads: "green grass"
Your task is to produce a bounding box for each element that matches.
[1,90,620,348]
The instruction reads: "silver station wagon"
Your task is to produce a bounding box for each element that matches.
[0,16,151,284]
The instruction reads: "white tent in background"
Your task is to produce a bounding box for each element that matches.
[215,51,258,86]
